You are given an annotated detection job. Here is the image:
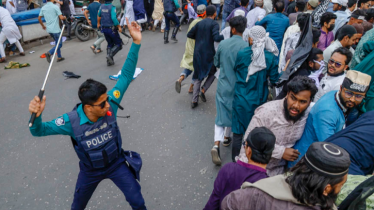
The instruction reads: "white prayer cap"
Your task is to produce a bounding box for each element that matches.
[234,9,246,17]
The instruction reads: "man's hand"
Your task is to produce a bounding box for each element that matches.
[118,25,123,33]
[29,96,46,118]
[282,148,300,162]
[125,17,142,45]
[42,25,46,30]
[87,20,92,26]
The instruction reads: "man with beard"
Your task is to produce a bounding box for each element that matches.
[323,25,357,64]
[289,70,371,168]
[236,76,318,177]
[317,12,337,51]
[222,142,350,210]
[315,47,351,101]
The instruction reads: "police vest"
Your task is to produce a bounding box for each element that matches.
[163,0,177,13]
[100,4,114,27]
[67,104,122,169]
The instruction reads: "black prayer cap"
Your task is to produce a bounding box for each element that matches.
[246,127,276,164]
[305,142,351,178]
[206,5,217,16]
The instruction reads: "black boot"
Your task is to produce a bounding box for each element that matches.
[164,30,169,44]
[171,26,180,42]
[108,45,123,66]
[106,48,112,66]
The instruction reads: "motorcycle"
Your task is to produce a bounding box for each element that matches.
[70,15,94,42]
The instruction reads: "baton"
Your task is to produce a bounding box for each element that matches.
[29,25,66,127]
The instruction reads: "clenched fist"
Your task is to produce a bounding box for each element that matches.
[29,95,46,118]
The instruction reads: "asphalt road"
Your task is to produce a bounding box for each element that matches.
[0,25,234,210]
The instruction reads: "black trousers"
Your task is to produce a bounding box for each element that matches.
[232,133,243,162]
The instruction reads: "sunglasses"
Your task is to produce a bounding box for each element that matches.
[344,89,365,102]
[328,59,344,68]
[90,96,109,109]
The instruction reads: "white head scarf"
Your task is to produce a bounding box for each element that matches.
[247,26,279,82]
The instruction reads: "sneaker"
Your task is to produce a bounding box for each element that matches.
[45,52,51,63]
[200,91,207,102]
[191,102,198,109]
[109,75,119,81]
[211,146,222,165]
[222,137,232,147]
[171,36,178,42]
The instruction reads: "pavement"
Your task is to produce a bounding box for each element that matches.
[0,25,235,210]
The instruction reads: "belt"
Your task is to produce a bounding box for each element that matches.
[101,26,113,29]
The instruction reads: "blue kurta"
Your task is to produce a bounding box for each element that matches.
[231,46,279,134]
[214,35,248,127]
[326,110,374,175]
[289,90,345,168]
[255,13,289,51]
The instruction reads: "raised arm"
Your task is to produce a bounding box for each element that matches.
[107,18,141,115]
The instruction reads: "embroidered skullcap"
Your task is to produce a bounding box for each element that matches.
[247,26,278,82]
[305,142,350,178]
[234,9,246,17]
[308,0,318,8]
[255,0,263,6]
[206,5,216,16]
[342,70,371,93]
[197,4,206,15]
[245,127,276,164]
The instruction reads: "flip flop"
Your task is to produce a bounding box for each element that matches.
[96,49,102,53]
[90,46,97,54]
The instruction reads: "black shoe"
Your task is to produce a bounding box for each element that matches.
[200,92,207,102]
[66,37,72,41]
[191,102,198,109]
[171,26,180,42]
[164,30,169,44]
[107,57,114,66]
[222,137,232,147]
[57,57,65,62]
[211,146,222,165]
[45,52,51,63]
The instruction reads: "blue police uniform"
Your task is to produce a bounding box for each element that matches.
[163,0,181,43]
[98,2,123,66]
[30,43,146,210]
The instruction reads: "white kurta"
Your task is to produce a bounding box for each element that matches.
[0,7,22,44]
[6,0,17,14]
[69,0,76,15]
[121,0,135,26]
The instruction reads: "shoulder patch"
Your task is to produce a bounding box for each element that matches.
[113,90,120,99]
[55,117,65,126]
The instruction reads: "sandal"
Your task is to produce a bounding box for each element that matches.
[96,49,102,53]
[90,46,97,54]
[0,58,6,63]
[20,52,25,56]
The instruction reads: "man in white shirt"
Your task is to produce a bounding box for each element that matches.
[246,0,265,29]
[6,0,17,14]
[323,25,357,64]
[314,47,352,102]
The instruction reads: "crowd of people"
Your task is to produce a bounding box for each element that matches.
[170,0,374,209]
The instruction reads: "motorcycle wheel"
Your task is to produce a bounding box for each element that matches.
[75,22,91,42]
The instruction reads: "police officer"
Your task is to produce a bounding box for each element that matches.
[97,0,123,66]
[28,19,146,210]
[163,0,183,44]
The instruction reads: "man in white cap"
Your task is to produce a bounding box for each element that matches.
[220,10,251,42]
[246,0,266,29]
[332,0,349,35]
[176,4,206,94]
[290,70,371,168]
[305,0,319,13]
